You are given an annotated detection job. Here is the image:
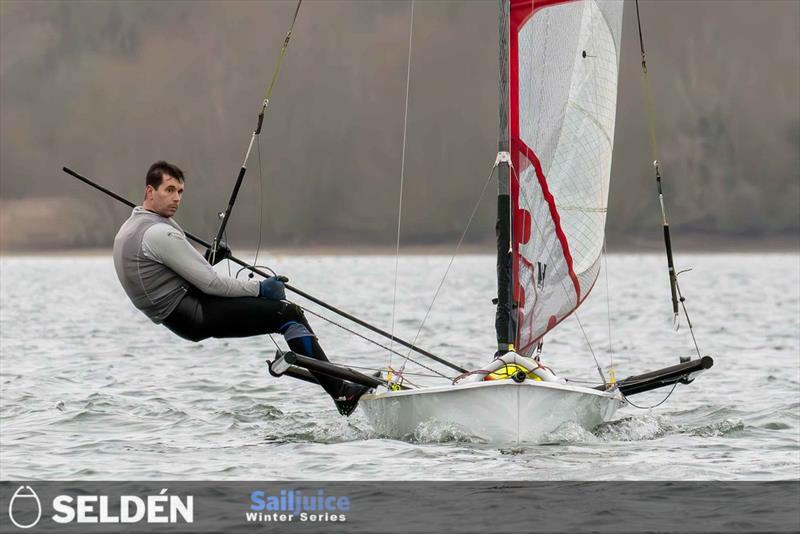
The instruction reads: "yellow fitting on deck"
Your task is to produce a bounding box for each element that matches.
[485,363,542,382]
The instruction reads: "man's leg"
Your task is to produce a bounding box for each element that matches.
[277,319,369,415]
[163,291,368,414]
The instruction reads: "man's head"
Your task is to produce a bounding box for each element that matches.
[143,160,185,218]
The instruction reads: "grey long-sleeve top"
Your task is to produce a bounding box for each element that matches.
[113,207,259,323]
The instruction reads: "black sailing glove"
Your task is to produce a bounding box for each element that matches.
[259,275,289,301]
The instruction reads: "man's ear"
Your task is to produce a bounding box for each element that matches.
[144,185,154,200]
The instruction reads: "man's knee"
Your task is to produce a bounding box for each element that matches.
[277,303,317,342]
[278,302,306,323]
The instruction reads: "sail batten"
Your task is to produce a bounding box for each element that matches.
[509,0,623,356]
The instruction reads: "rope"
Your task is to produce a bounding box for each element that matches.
[635,0,704,355]
[676,279,703,358]
[267,333,282,352]
[397,163,498,375]
[589,1,614,386]
[622,380,680,410]
[264,1,303,106]
[634,0,659,164]
[587,2,616,385]
[574,313,607,387]
[253,136,266,268]
[300,306,451,380]
[343,363,447,380]
[234,257,453,379]
[602,239,616,384]
[210,0,303,266]
[389,0,415,368]
[235,265,277,279]
[252,0,302,263]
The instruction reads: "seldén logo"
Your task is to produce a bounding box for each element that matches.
[7,486,193,528]
[8,486,42,529]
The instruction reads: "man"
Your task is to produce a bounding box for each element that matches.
[112,160,368,416]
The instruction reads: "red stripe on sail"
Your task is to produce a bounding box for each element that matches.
[513,138,581,303]
[511,0,576,28]
[509,0,582,350]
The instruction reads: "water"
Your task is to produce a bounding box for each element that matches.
[1,253,798,480]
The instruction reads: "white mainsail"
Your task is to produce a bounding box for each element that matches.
[510,0,623,355]
[354,0,710,445]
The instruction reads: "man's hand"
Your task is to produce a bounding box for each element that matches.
[259,275,289,301]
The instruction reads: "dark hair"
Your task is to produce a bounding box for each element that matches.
[146,160,185,189]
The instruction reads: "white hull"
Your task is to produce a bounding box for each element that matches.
[360,380,623,444]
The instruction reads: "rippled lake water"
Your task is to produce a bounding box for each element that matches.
[1,253,798,480]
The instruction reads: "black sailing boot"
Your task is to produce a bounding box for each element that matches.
[333,381,371,417]
[285,337,371,417]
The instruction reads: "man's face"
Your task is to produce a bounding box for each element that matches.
[144,175,184,218]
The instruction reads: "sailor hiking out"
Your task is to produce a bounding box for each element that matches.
[112,160,369,416]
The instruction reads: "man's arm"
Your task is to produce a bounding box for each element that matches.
[142,223,260,297]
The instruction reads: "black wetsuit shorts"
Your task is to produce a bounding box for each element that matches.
[162,289,309,342]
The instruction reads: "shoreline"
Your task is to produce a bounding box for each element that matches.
[1,237,798,258]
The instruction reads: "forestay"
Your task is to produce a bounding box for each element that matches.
[510,0,623,355]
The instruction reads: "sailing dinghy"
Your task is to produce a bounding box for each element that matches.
[362,0,630,443]
[62,0,714,445]
[271,0,713,444]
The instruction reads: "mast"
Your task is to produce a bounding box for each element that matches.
[495,0,516,354]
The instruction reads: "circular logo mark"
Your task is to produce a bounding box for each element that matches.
[8,486,42,529]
